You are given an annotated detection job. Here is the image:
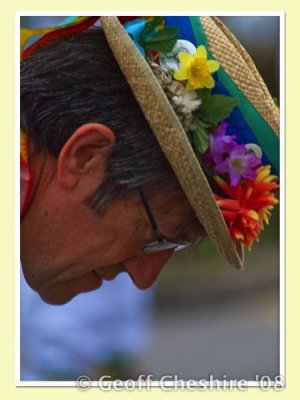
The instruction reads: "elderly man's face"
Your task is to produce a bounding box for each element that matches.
[21,123,203,304]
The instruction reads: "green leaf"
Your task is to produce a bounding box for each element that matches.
[139,17,165,44]
[141,16,165,36]
[143,27,179,53]
[197,94,239,125]
[196,88,212,99]
[192,116,210,154]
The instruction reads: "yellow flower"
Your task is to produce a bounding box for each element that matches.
[174,45,219,90]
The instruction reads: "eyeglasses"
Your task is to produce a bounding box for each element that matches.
[138,189,191,255]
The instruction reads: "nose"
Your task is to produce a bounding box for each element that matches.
[122,249,174,289]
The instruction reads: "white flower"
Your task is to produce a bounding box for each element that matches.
[149,61,202,132]
[181,89,202,112]
[171,89,202,114]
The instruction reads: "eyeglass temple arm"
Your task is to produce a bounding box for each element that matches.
[138,189,163,243]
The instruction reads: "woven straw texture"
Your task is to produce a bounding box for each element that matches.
[101,16,253,269]
[201,17,279,136]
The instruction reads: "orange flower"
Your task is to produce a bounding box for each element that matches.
[214,165,279,250]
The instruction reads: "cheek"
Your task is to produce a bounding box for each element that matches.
[21,190,147,289]
[105,213,148,257]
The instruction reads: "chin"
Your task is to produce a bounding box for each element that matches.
[34,272,104,305]
[21,257,105,304]
[38,288,79,305]
[21,260,42,294]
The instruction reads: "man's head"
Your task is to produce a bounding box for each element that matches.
[20,28,204,304]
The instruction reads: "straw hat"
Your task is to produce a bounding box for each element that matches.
[100,16,279,269]
[21,16,280,269]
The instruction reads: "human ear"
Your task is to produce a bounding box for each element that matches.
[57,123,116,191]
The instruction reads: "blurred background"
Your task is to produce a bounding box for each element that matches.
[20,16,280,382]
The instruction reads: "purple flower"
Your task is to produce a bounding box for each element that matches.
[215,144,262,186]
[203,122,262,186]
[204,122,237,165]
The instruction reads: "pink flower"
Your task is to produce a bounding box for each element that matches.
[203,122,262,186]
[215,144,261,186]
[203,122,237,165]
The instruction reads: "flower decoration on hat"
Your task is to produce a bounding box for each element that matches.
[204,122,262,186]
[214,165,279,250]
[174,45,219,90]
[126,15,279,253]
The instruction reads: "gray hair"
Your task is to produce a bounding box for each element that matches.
[20,28,179,212]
